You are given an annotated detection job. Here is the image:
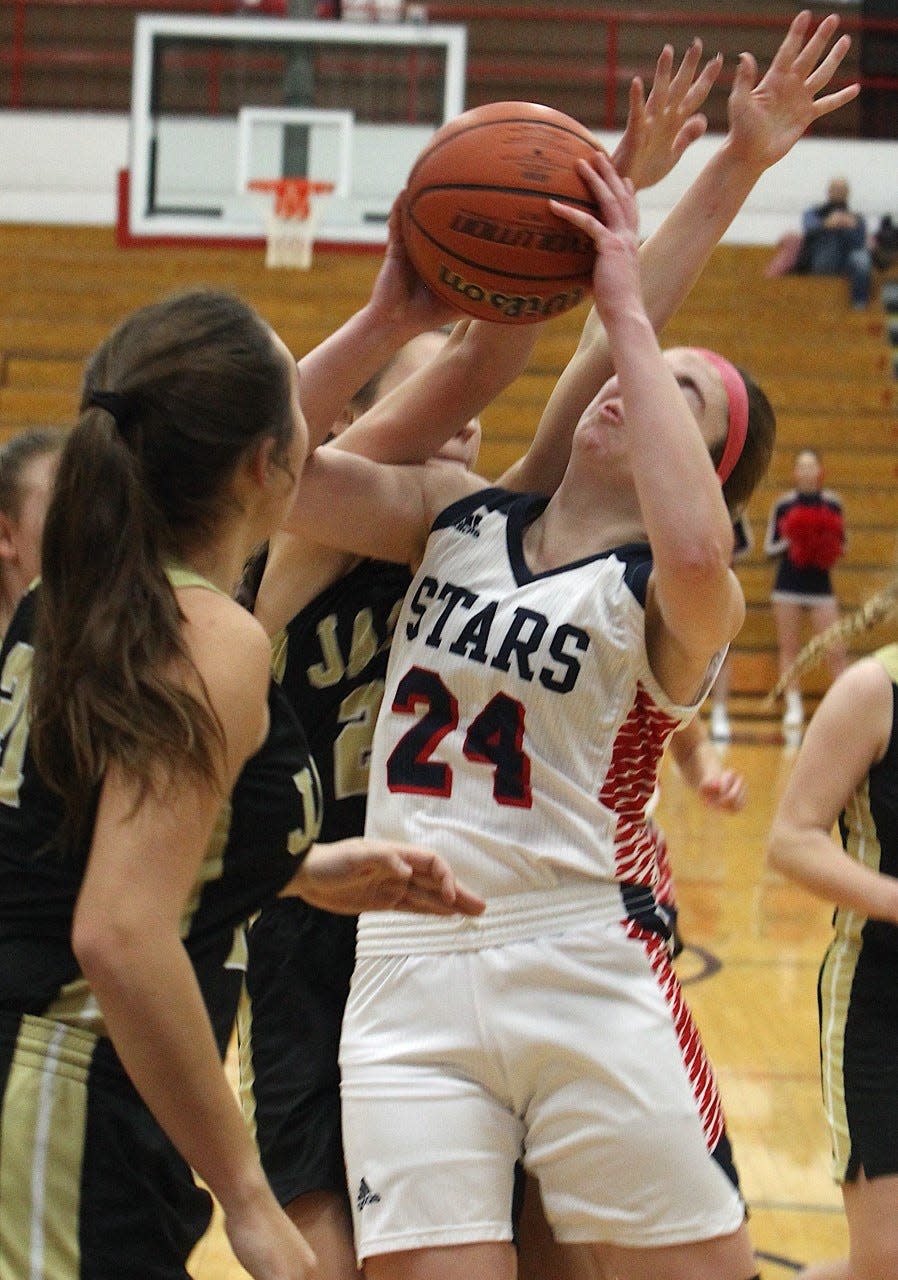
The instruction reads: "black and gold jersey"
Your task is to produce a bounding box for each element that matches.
[0,579,321,1044]
[274,557,411,843]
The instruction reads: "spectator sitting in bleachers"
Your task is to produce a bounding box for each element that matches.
[766,176,872,308]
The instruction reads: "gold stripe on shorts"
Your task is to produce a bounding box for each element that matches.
[236,981,259,1146]
[819,939,859,1181]
[0,1015,92,1278]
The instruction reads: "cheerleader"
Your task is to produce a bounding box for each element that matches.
[765,446,848,734]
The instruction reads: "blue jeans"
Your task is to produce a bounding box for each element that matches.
[808,231,872,305]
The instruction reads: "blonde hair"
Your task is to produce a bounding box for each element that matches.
[767,576,898,705]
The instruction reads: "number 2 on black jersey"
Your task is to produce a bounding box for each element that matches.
[386,665,532,807]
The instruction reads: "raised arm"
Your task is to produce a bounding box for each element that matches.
[295,181,541,464]
[298,41,719,485]
[331,314,538,465]
[296,198,464,447]
[257,270,539,640]
[505,10,858,496]
[554,153,741,694]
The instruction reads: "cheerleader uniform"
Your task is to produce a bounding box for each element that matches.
[0,571,321,1280]
[765,488,845,604]
[818,642,898,1184]
[339,489,744,1258]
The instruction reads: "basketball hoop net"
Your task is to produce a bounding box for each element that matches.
[249,178,335,269]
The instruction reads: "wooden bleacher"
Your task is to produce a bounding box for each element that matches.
[1,227,896,719]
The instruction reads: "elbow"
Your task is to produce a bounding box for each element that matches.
[659,539,742,641]
[71,906,103,976]
[673,500,734,574]
[71,920,117,988]
[672,537,733,593]
[71,905,148,992]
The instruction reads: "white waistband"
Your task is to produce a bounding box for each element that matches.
[355,880,627,955]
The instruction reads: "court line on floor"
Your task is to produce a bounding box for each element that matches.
[755,1248,803,1273]
[674,943,722,985]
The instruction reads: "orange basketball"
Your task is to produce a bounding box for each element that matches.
[403,101,602,325]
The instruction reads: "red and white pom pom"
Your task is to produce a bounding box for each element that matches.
[782,504,844,570]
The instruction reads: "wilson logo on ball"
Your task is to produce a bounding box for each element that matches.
[437,265,586,320]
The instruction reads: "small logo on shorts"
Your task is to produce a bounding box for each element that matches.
[357,1178,382,1211]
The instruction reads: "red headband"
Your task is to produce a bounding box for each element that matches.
[692,348,749,485]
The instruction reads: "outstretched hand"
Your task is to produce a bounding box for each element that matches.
[612,40,723,191]
[550,150,642,326]
[287,838,487,917]
[367,192,462,332]
[725,9,859,172]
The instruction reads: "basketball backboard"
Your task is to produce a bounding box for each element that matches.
[127,13,467,245]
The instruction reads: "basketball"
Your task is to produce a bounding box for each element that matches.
[403,101,603,324]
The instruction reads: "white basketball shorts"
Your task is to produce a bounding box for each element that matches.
[339,902,744,1259]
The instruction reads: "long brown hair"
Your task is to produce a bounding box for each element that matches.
[31,289,294,834]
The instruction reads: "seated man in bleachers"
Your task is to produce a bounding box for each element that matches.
[765,176,872,308]
[799,176,872,307]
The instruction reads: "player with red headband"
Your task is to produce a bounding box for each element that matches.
[281,14,853,1276]
[693,347,750,486]
[284,144,781,1280]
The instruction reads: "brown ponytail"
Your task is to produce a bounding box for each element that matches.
[30,289,294,836]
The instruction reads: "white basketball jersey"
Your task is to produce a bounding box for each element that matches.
[362,489,707,941]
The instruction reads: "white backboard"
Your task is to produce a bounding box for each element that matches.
[128,13,467,244]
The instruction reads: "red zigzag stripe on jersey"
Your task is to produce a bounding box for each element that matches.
[599,684,679,886]
[628,921,726,1149]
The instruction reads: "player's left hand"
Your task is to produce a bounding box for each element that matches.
[698,767,747,812]
[724,10,858,173]
[285,838,487,916]
[612,40,722,191]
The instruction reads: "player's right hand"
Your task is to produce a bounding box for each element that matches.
[224,1191,319,1280]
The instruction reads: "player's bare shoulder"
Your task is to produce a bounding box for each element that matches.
[176,584,272,749]
[421,460,490,522]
